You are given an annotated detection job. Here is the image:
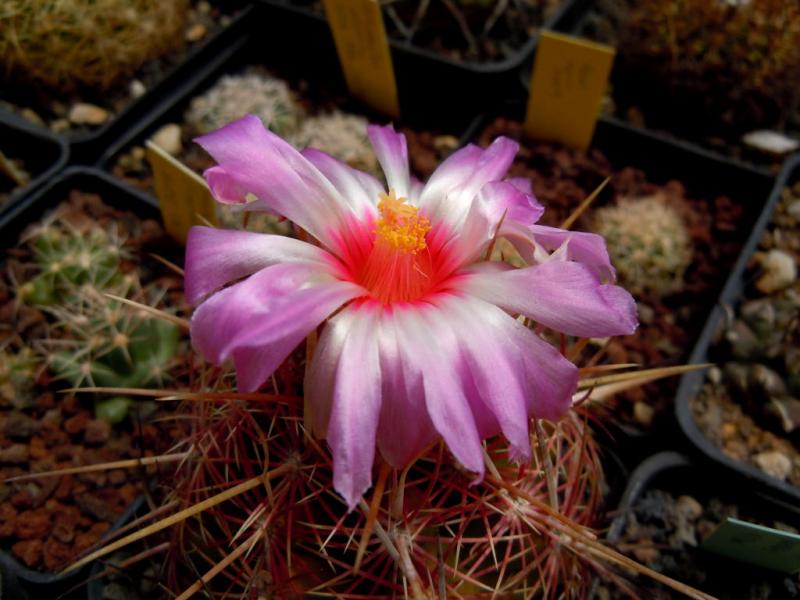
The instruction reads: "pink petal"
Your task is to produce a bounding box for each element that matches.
[375,307,437,468]
[393,302,485,478]
[325,301,383,510]
[195,115,353,250]
[420,137,518,228]
[530,224,616,281]
[462,259,638,337]
[301,148,383,216]
[433,295,532,460]
[367,124,410,198]
[184,226,335,305]
[191,263,363,391]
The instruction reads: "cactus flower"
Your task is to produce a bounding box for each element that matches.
[184,116,637,509]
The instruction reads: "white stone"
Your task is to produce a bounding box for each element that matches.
[742,130,800,155]
[756,249,797,294]
[150,124,183,156]
[754,451,792,480]
[68,102,109,126]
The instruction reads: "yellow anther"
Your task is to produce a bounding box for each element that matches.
[375,189,431,254]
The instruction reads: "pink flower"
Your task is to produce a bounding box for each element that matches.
[185,116,637,509]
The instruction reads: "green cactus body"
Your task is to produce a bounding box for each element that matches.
[21,218,180,423]
[591,193,693,297]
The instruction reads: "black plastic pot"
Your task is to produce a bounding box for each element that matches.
[0,4,253,165]
[95,28,484,197]
[0,167,162,599]
[0,112,68,215]
[598,451,800,599]
[675,154,800,505]
[256,0,577,128]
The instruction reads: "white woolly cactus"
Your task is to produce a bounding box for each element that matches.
[292,110,380,177]
[590,193,693,297]
[184,72,303,137]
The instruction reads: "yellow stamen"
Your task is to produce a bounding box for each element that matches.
[375,189,430,254]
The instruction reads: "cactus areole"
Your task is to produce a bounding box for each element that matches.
[183,116,638,509]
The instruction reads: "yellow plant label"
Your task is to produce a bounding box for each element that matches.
[322,0,400,118]
[146,140,218,244]
[523,31,615,151]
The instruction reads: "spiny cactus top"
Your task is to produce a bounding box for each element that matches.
[183,116,638,509]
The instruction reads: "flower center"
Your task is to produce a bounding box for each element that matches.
[358,190,435,304]
[374,190,430,254]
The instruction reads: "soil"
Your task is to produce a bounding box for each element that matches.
[297,0,563,63]
[579,3,800,173]
[478,117,748,432]
[110,66,461,198]
[0,190,186,573]
[690,180,800,487]
[0,1,239,138]
[599,485,800,599]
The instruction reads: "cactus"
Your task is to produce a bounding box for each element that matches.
[292,110,381,177]
[0,0,189,93]
[611,0,800,133]
[0,347,38,410]
[19,218,180,423]
[184,72,304,138]
[589,193,693,297]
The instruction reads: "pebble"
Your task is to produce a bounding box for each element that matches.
[50,118,70,133]
[67,103,109,126]
[633,401,655,427]
[675,495,703,521]
[742,130,800,155]
[753,450,792,480]
[84,419,111,444]
[150,123,183,156]
[0,443,29,463]
[20,108,45,127]
[788,200,800,221]
[129,79,146,99]
[186,23,207,42]
[755,249,797,294]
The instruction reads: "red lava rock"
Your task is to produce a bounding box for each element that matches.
[54,474,74,500]
[28,436,47,460]
[0,503,18,537]
[12,538,43,568]
[60,396,80,415]
[43,537,72,572]
[36,391,55,410]
[83,419,111,444]
[52,506,81,544]
[64,413,89,436]
[74,521,111,555]
[107,469,127,485]
[14,509,51,540]
[0,443,29,463]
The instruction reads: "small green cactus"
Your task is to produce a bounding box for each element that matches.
[590,193,693,297]
[292,111,380,177]
[21,218,180,423]
[184,72,303,138]
[0,347,39,410]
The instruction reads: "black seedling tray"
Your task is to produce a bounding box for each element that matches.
[95,29,484,197]
[675,154,800,504]
[256,0,577,127]
[0,167,163,598]
[0,111,68,215]
[0,4,253,165]
[596,452,800,599]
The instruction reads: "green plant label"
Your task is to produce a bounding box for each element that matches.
[701,517,800,574]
